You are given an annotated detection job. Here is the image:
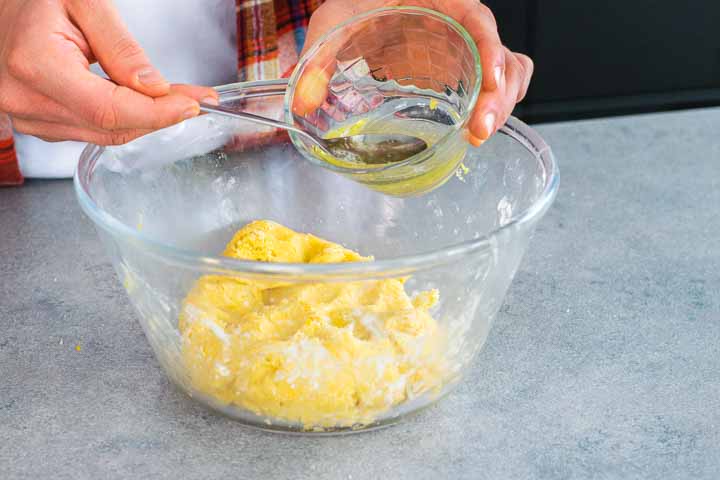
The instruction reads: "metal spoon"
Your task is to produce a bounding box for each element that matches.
[199,103,427,165]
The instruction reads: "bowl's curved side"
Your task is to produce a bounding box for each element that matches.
[501,116,560,229]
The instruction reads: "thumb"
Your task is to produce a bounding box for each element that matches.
[292,65,331,117]
[292,7,354,117]
[67,0,170,98]
[292,11,336,117]
[293,1,388,117]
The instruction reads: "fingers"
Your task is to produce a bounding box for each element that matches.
[30,47,200,131]
[4,55,209,135]
[5,46,213,130]
[514,53,534,102]
[0,75,80,125]
[12,117,152,145]
[292,66,331,116]
[169,84,219,105]
[66,0,170,98]
[468,48,532,145]
[0,0,216,146]
[294,0,396,116]
[292,2,351,117]
[4,77,212,138]
[394,0,504,91]
[8,86,215,145]
[450,0,505,91]
[300,0,387,56]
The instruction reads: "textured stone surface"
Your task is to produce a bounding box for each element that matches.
[1,108,719,479]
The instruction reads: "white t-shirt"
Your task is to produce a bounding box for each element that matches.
[16,0,238,178]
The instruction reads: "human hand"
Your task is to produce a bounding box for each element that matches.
[296,0,533,146]
[0,0,218,145]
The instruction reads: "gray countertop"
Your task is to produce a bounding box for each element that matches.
[2,108,719,479]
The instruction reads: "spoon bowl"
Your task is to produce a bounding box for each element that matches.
[199,103,427,165]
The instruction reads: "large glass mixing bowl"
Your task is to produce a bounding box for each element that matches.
[74,79,558,433]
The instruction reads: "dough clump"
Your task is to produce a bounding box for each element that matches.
[180,220,446,429]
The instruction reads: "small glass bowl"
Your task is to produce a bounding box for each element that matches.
[285,7,482,197]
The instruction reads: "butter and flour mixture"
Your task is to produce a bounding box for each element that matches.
[179,220,447,429]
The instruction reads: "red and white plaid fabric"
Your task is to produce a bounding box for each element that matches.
[237,0,323,81]
[0,114,22,186]
[0,0,323,185]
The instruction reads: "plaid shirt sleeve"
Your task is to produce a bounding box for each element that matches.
[236,0,323,81]
[0,113,23,186]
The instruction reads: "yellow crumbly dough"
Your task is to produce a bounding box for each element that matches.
[179,220,446,429]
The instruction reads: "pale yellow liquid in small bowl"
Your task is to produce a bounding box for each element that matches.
[311,98,469,197]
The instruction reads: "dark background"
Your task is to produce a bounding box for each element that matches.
[484,0,720,123]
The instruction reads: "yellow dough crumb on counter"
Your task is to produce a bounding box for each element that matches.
[179,220,447,429]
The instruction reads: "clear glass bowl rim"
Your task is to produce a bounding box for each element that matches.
[284,6,483,175]
[74,79,559,279]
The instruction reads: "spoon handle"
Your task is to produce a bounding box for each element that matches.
[198,103,321,149]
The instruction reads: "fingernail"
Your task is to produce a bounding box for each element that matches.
[484,112,496,138]
[182,105,199,120]
[137,67,166,86]
[494,66,504,89]
[201,96,219,106]
[468,133,485,147]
